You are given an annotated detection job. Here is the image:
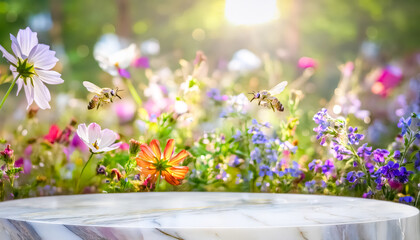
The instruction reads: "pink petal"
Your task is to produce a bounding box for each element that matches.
[87,123,101,144]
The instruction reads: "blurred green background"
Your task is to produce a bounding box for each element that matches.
[0,0,419,98]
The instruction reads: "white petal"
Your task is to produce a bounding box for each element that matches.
[87,123,101,144]
[76,123,89,143]
[33,78,51,109]
[10,34,23,58]
[98,129,117,149]
[16,27,38,57]
[0,44,17,64]
[16,78,23,96]
[100,142,121,152]
[29,44,58,70]
[36,69,63,85]
[23,83,34,108]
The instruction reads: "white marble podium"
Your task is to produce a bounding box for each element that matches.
[0,192,418,240]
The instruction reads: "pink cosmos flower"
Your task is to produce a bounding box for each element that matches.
[0,27,63,109]
[76,123,121,153]
[371,65,403,97]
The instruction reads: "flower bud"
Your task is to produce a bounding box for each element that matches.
[129,139,141,156]
[110,168,122,181]
[96,165,107,175]
[0,145,14,164]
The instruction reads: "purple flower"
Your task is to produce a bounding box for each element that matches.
[397,117,412,135]
[313,109,330,143]
[357,143,372,160]
[132,56,150,69]
[331,141,352,160]
[397,167,413,184]
[308,159,322,172]
[229,155,242,167]
[346,171,365,183]
[362,190,374,198]
[393,150,401,159]
[14,158,32,174]
[322,159,334,175]
[377,161,400,179]
[372,149,389,163]
[232,130,242,141]
[207,88,228,102]
[348,127,364,145]
[117,68,131,78]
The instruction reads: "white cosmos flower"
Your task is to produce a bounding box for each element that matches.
[0,27,63,109]
[93,34,137,76]
[76,123,121,153]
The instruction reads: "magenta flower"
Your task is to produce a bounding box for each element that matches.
[298,57,317,69]
[132,56,150,69]
[0,27,63,109]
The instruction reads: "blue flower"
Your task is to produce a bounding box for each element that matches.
[332,141,352,160]
[399,196,414,204]
[285,161,302,178]
[313,108,330,144]
[259,164,273,177]
[250,147,262,164]
[397,117,412,135]
[305,180,316,193]
[308,159,322,172]
[362,190,374,198]
[393,150,401,159]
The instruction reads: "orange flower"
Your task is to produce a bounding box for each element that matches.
[136,139,189,186]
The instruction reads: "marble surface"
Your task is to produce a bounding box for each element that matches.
[0,192,418,240]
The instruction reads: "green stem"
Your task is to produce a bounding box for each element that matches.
[123,78,142,106]
[0,74,20,110]
[401,132,415,165]
[155,173,162,192]
[76,152,95,193]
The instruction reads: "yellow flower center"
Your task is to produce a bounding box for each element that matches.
[92,140,100,150]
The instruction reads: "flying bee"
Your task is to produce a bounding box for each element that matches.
[83,81,122,110]
[249,81,288,112]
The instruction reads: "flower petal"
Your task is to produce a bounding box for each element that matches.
[0,44,17,64]
[161,170,181,185]
[138,144,156,162]
[169,150,189,165]
[10,33,23,58]
[100,143,121,152]
[98,129,118,149]
[136,158,156,170]
[76,123,89,143]
[87,123,101,144]
[167,166,189,179]
[36,69,63,85]
[29,44,58,70]
[33,78,51,109]
[163,139,175,160]
[149,139,162,159]
[23,83,34,108]
[16,27,38,57]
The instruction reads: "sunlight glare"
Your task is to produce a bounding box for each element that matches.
[225,0,279,25]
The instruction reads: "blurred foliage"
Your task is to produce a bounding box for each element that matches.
[0,0,419,96]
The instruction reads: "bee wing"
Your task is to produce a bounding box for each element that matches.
[269,81,288,96]
[83,81,103,94]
